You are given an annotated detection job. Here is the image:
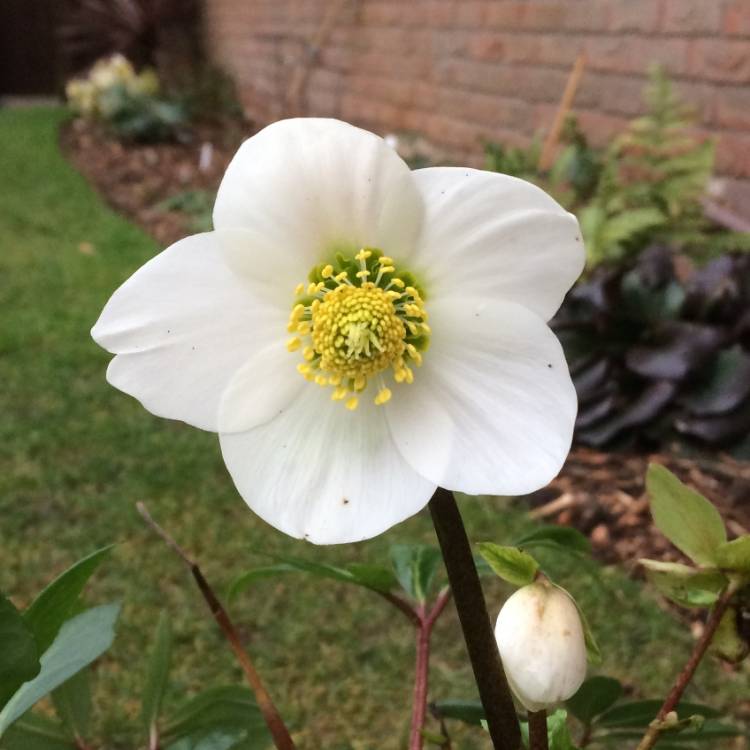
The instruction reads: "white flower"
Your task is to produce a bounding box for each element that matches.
[92,118,584,544]
[495,582,587,712]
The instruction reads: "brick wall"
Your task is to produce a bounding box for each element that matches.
[203,0,750,194]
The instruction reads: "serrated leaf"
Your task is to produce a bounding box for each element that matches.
[51,670,91,743]
[23,546,114,653]
[0,712,75,750]
[0,603,120,738]
[389,545,442,603]
[430,699,484,726]
[714,536,750,573]
[141,611,172,744]
[228,557,398,602]
[647,465,726,565]
[566,676,623,723]
[161,686,270,748]
[476,543,539,587]
[515,526,592,556]
[0,595,41,709]
[640,559,728,607]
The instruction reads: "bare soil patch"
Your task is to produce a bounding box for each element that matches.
[61,116,253,246]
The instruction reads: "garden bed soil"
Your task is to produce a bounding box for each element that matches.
[529,447,750,569]
[60,117,253,246]
[61,119,750,570]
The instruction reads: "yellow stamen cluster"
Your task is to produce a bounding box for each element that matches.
[287,249,429,410]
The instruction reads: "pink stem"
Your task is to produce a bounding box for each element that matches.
[409,589,452,750]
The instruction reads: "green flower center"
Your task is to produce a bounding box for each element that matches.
[287,248,430,410]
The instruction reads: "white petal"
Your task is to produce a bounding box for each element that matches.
[213,118,424,272]
[219,386,436,544]
[92,233,286,432]
[218,341,305,433]
[386,297,576,496]
[410,167,585,321]
[495,584,587,711]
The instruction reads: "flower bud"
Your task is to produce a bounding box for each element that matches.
[495,581,587,712]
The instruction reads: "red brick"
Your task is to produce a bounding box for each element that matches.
[585,36,691,77]
[724,2,750,36]
[662,0,721,34]
[468,32,544,64]
[608,0,663,33]
[455,1,487,27]
[582,74,646,117]
[202,0,750,192]
[574,110,629,146]
[716,133,750,178]
[689,38,750,83]
[440,89,533,129]
[562,3,611,33]
[485,2,567,31]
[715,86,750,130]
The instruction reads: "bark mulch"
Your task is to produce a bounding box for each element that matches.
[534,447,750,570]
[60,117,253,247]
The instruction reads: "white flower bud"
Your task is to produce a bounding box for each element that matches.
[495,582,587,712]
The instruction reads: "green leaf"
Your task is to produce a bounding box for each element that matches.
[711,606,749,663]
[476,543,539,587]
[547,710,580,750]
[598,700,720,728]
[0,595,41,709]
[551,583,602,665]
[646,465,726,565]
[0,712,75,750]
[141,611,172,743]
[389,545,442,603]
[51,670,91,743]
[23,546,114,653]
[601,207,665,247]
[0,603,120,738]
[515,526,592,556]
[599,719,741,747]
[162,686,270,749]
[639,559,728,608]
[714,536,750,573]
[229,557,398,602]
[165,728,250,750]
[520,710,580,750]
[430,699,485,726]
[566,676,623,723]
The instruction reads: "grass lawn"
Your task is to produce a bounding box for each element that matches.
[0,106,744,749]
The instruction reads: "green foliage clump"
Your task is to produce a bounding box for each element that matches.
[582,66,725,266]
[66,54,187,143]
[157,189,216,233]
[484,67,750,269]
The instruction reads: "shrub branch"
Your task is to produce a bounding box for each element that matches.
[136,502,296,750]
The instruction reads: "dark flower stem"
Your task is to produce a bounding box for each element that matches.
[137,503,296,750]
[428,488,522,750]
[409,588,452,750]
[528,710,549,750]
[635,581,740,750]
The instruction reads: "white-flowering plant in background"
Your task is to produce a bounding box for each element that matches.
[92,118,584,544]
